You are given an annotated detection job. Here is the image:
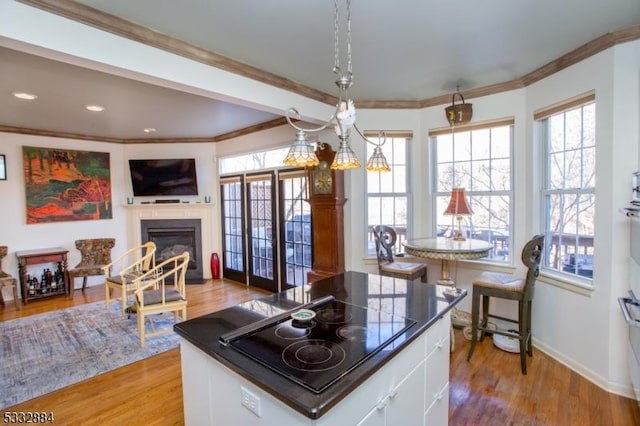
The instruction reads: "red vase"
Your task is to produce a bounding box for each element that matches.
[210,253,220,279]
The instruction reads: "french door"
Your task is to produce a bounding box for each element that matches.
[220,170,311,292]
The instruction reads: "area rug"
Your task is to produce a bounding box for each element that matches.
[0,301,179,409]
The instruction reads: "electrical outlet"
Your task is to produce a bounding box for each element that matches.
[241,386,261,417]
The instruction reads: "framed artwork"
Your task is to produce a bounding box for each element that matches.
[22,146,112,224]
[0,155,5,180]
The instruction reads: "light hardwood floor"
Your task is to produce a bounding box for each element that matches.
[2,280,639,425]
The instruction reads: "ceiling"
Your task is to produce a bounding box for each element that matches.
[1,0,639,141]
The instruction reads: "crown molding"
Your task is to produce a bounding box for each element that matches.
[0,117,290,144]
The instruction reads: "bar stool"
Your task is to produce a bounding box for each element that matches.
[466,234,544,374]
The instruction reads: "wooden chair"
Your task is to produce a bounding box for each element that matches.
[132,252,189,347]
[68,238,116,295]
[467,234,545,374]
[0,246,20,309]
[372,225,427,282]
[103,241,156,315]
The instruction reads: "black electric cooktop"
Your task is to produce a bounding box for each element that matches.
[220,296,417,393]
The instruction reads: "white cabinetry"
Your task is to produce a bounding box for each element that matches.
[357,360,426,426]
[180,312,451,426]
[424,314,451,423]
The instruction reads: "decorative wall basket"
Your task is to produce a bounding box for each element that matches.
[445,92,473,126]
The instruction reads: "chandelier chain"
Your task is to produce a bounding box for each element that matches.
[346,0,352,76]
[334,0,339,73]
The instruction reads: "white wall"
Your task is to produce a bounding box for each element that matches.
[0,133,128,289]
[0,134,221,291]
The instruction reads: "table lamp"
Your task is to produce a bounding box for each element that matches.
[444,187,473,241]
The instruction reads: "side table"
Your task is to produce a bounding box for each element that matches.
[403,237,493,349]
[15,247,70,304]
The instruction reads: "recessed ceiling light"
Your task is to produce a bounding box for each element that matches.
[143,128,156,133]
[13,92,38,100]
[85,104,105,112]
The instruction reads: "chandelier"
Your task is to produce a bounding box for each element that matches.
[283,0,390,172]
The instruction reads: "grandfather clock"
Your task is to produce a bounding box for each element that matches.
[307,145,346,283]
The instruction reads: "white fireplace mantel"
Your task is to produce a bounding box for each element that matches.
[125,203,215,279]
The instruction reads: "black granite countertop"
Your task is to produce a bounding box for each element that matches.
[174,271,466,419]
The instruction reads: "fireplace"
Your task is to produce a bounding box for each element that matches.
[141,219,203,283]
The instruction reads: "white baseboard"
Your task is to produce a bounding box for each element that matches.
[533,337,636,400]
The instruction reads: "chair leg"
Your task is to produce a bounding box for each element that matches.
[519,300,528,374]
[480,294,490,341]
[12,281,20,309]
[138,311,145,347]
[105,284,110,309]
[121,286,127,315]
[81,276,88,292]
[467,287,481,361]
[527,300,533,357]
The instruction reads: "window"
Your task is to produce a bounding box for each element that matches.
[430,120,514,261]
[366,133,411,255]
[537,94,595,280]
[219,147,290,174]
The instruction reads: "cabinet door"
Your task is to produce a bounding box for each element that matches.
[425,335,450,411]
[424,382,449,426]
[385,360,425,426]
[356,405,385,426]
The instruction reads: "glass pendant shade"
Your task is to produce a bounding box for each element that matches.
[366,146,391,172]
[283,131,319,167]
[331,140,361,170]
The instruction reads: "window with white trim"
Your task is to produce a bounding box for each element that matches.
[537,94,595,280]
[430,120,514,261]
[366,133,411,255]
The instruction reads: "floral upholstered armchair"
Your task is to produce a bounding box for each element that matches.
[68,238,116,295]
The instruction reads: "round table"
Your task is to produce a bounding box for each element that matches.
[403,237,494,342]
[403,237,493,286]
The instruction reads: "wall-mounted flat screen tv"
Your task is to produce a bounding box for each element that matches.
[129,159,198,196]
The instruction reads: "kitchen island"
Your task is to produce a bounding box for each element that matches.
[174,271,466,425]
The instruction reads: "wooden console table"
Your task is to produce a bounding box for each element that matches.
[16,247,70,304]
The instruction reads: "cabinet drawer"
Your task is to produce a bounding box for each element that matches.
[319,332,427,426]
[425,335,449,410]
[23,254,65,264]
[425,313,451,356]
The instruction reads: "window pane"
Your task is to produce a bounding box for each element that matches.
[453,131,471,162]
[472,130,491,160]
[437,163,454,192]
[471,160,491,191]
[432,124,513,261]
[491,126,511,158]
[491,158,511,191]
[366,137,410,255]
[541,101,595,280]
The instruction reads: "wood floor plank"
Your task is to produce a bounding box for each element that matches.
[2,280,639,425]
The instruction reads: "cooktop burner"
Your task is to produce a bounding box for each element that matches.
[226,298,416,393]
